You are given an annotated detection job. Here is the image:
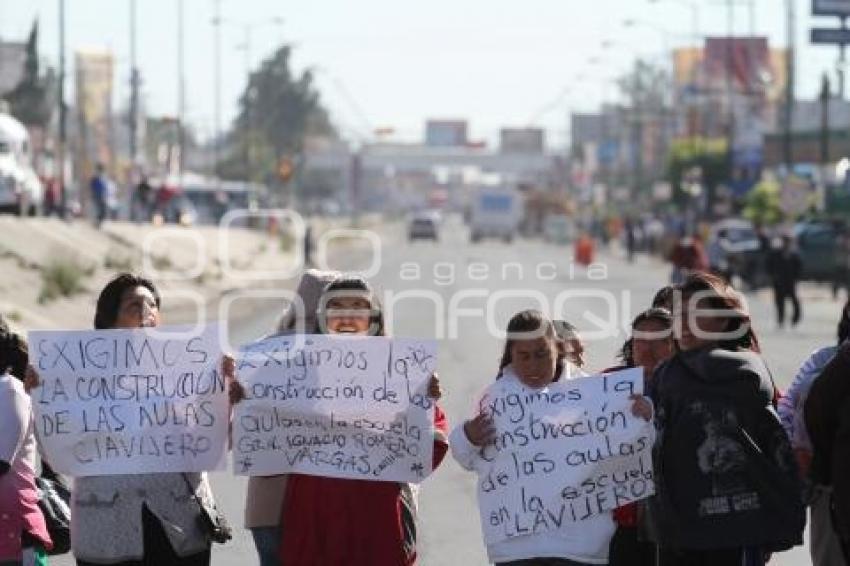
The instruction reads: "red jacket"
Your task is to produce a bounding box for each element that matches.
[280,406,449,566]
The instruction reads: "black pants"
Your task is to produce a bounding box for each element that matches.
[608,526,656,566]
[658,546,764,566]
[773,284,801,326]
[76,506,210,566]
[93,196,107,227]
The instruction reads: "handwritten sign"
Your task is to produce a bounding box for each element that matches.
[233,335,436,483]
[29,325,228,476]
[476,368,654,544]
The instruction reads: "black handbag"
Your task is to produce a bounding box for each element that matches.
[181,474,232,544]
[35,475,71,555]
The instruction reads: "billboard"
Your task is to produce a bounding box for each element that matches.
[813,0,850,16]
[500,128,544,154]
[75,50,114,173]
[425,120,467,147]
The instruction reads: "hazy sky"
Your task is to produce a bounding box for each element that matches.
[0,0,844,147]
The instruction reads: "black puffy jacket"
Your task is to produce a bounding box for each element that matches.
[648,347,805,551]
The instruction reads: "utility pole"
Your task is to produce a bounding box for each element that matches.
[783,0,795,168]
[719,0,735,221]
[58,0,67,217]
[840,16,848,98]
[213,0,222,180]
[821,73,831,165]
[129,0,140,166]
[177,0,185,178]
[243,25,252,182]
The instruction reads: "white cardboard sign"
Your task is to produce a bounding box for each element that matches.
[29,325,228,476]
[232,335,437,483]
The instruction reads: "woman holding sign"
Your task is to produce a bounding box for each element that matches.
[450,309,617,566]
[26,274,233,566]
[245,268,339,566]
[277,275,449,566]
[648,272,805,566]
[0,320,52,566]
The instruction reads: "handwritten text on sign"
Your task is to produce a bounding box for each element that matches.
[233,335,436,483]
[477,368,655,544]
[29,326,228,476]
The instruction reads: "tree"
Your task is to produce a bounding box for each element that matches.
[221,45,336,183]
[743,178,783,226]
[666,137,731,211]
[5,20,54,127]
[617,59,673,194]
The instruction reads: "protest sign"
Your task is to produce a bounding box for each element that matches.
[233,335,436,482]
[476,367,655,544]
[29,325,228,476]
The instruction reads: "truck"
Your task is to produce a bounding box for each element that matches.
[0,109,43,215]
[469,186,523,243]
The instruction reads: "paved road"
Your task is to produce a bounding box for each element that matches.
[55,216,831,565]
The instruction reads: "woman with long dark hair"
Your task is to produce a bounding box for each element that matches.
[26,273,232,566]
[648,272,804,566]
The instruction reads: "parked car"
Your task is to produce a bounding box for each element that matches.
[408,213,438,241]
[795,221,840,282]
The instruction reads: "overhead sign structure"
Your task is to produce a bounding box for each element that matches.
[811,27,850,44]
[814,0,850,16]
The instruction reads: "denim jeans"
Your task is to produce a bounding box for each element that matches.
[251,526,281,566]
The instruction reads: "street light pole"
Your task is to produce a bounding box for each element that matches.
[783,0,795,168]
[243,24,252,182]
[58,0,67,217]
[213,0,222,180]
[177,0,185,179]
[129,0,140,167]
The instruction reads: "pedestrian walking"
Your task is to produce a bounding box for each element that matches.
[777,300,850,566]
[668,235,708,285]
[277,274,448,566]
[0,319,53,566]
[575,232,595,266]
[89,163,108,228]
[133,176,153,222]
[303,224,313,268]
[767,234,803,329]
[625,217,637,263]
[648,272,805,566]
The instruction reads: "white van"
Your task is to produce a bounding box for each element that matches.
[0,111,43,215]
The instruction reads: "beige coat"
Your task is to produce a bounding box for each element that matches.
[245,475,288,528]
[243,269,339,528]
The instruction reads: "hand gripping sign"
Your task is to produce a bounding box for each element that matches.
[474,367,655,544]
[232,335,437,483]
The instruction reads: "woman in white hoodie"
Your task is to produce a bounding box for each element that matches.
[450,310,616,566]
